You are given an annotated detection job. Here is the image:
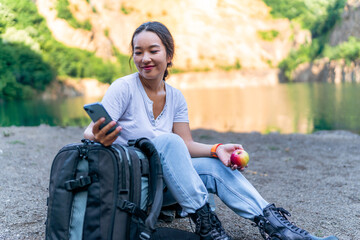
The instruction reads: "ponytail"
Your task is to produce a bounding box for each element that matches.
[163,62,173,81]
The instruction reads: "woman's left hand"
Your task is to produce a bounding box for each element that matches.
[216,144,246,171]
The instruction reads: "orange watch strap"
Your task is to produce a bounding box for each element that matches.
[211,143,223,158]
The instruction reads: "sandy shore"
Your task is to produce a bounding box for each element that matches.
[0,126,359,239]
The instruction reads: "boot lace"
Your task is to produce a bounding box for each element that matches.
[253,218,271,240]
[274,207,308,235]
[254,206,309,240]
[190,210,230,240]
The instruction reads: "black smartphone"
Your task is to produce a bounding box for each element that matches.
[83,102,120,136]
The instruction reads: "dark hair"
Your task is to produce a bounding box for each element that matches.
[129,21,174,80]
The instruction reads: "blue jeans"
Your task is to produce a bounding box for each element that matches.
[151,133,269,220]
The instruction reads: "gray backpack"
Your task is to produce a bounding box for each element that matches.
[45,138,163,240]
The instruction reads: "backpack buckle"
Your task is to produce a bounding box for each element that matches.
[65,174,97,191]
[77,146,89,159]
[118,200,136,214]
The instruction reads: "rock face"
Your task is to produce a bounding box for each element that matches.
[292,59,360,83]
[35,0,308,71]
[292,0,360,83]
[36,0,115,60]
[42,78,110,99]
[330,0,360,46]
[36,0,359,85]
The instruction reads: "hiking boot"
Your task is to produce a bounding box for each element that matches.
[254,204,338,240]
[189,203,232,240]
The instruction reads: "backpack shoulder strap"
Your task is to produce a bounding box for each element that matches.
[129,138,163,232]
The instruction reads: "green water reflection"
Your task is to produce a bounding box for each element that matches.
[310,83,360,132]
[0,97,100,127]
[280,83,360,133]
[1,83,360,134]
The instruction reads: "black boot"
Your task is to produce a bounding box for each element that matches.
[254,204,338,240]
[189,203,232,240]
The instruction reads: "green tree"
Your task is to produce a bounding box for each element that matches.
[0,40,54,99]
[324,36,360,63]
[56,0,92,30]
[263,0,348,81]
[0,0,133,99]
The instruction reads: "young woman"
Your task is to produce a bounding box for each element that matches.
[84,21,338,240]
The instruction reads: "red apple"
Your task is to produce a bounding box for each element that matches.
[230,149,249,167]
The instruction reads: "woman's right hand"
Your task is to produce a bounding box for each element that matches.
[92,118,122,147]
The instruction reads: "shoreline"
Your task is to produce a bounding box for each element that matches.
[0,126,359,239]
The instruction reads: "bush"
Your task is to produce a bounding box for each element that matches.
[41,41,126,83]
[263,0,308,21]
[56,0,92,30]
[257,30,279,41]
[0,0,133,99]
[324,36,360,63]
[279,38,323,80]
[263,0,346,36]
[263,0,348,81]
[310,0,346,38]
[0,40,54,99]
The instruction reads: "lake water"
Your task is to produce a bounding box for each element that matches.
[1,82,360,134]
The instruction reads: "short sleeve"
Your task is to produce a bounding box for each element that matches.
[101,78,131,122]
[173,90,189,123]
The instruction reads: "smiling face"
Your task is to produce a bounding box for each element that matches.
[132,31,171,82]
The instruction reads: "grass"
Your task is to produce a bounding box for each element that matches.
[8,140,26,145]
[268,146,280,151]
[257,30,279,41]
[2,130,13,137]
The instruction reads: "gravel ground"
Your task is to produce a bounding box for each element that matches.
[0,126,359,239]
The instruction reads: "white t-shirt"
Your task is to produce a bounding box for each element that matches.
[101,72,189,145]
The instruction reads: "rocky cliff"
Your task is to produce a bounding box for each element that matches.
[330,0,360,46]
[292,0,360,83]
[36,0,359,89]
[36,0,308,71]
[291,58,360,83]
